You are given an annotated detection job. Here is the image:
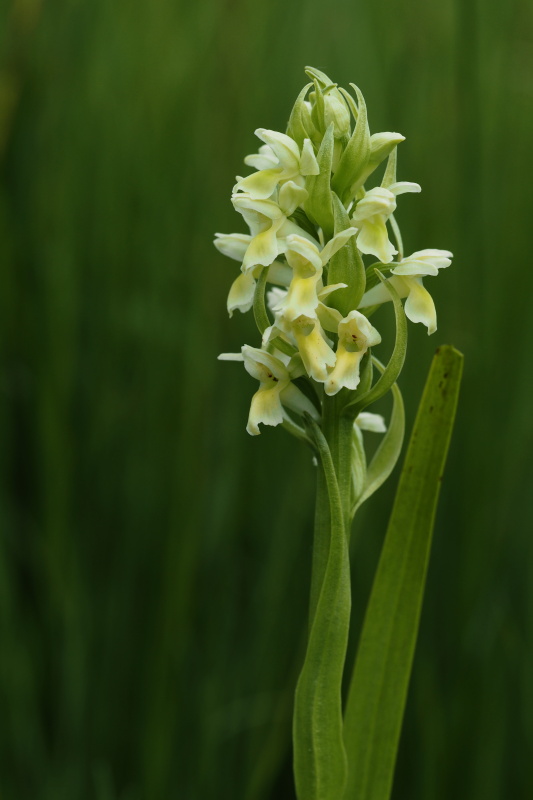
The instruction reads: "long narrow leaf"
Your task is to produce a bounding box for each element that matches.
[293,416,351,800]
[343,345,464,800]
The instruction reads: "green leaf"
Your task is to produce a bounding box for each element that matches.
[342,345,464,800]
[293,415,351,800]
[327,193,366,314]
[304,123,335,237]
[344,273,407,418]
[352,369,405,515]
[331,84,370,202]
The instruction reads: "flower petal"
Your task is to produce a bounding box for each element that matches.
[274,270,323,320]
[247,385,285,435]
[338,309,382,350]
[356,412,387,433]
[405,249,453,270]
[278,181,308,216]
[409,248,453,260]
[324,348,365,395]
[235,168,284,199]
[227,271,256,316]
[218,352,244,361]
[352,187,396,221]
[389,181,422,196]
[244,145,278,171]
[242,345,290,382]
[360,275,409,307]
[214,232,251,261]
[291,316,336,382]
[316,301,343,333]
[280,382,319,419]
[403,278,437,334]
[319,227,358,265]
[299,138,320,175]
[232,194,284,222]
[357,217,397,263]
[242,218,284,270]
[266,261,292,286]
[255,129,300,174]
[318,282,348,299]
[281,234,322,270]
[392,261,439,277]
[267,286,288,313]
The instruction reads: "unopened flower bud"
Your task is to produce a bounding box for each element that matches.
[323,89,351,138]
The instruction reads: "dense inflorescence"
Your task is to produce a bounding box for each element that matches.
[216,67,452,438]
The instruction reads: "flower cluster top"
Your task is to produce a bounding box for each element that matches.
[216,67,452,437]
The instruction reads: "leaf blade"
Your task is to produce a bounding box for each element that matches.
[343,345,464,800]
[293,416,351,800]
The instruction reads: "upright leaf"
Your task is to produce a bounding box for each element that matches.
[342,345,464,800]
[293,417,351,800]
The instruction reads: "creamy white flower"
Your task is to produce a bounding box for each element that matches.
[324,310,381,395]
[235,129,319,200]
[360,249,453,335]
[226,263,292,317]
[273,228,357,321]
[214,233,292,316]
[244,144,279,171]
[351,182,421,263]
[232,181,311,272]
[218,346,318,435]
[289,315,337,382]
[263,312,336,383]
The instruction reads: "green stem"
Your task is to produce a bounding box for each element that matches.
[308,464,330,629]
[323,393,355,533]
[308,393,354,629]
[293,416,352,800]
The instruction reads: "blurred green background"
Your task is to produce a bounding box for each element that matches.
[1,0,532,797]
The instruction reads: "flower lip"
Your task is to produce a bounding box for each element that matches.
[352,187,397,221]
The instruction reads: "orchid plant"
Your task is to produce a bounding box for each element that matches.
[215,67,463,800]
